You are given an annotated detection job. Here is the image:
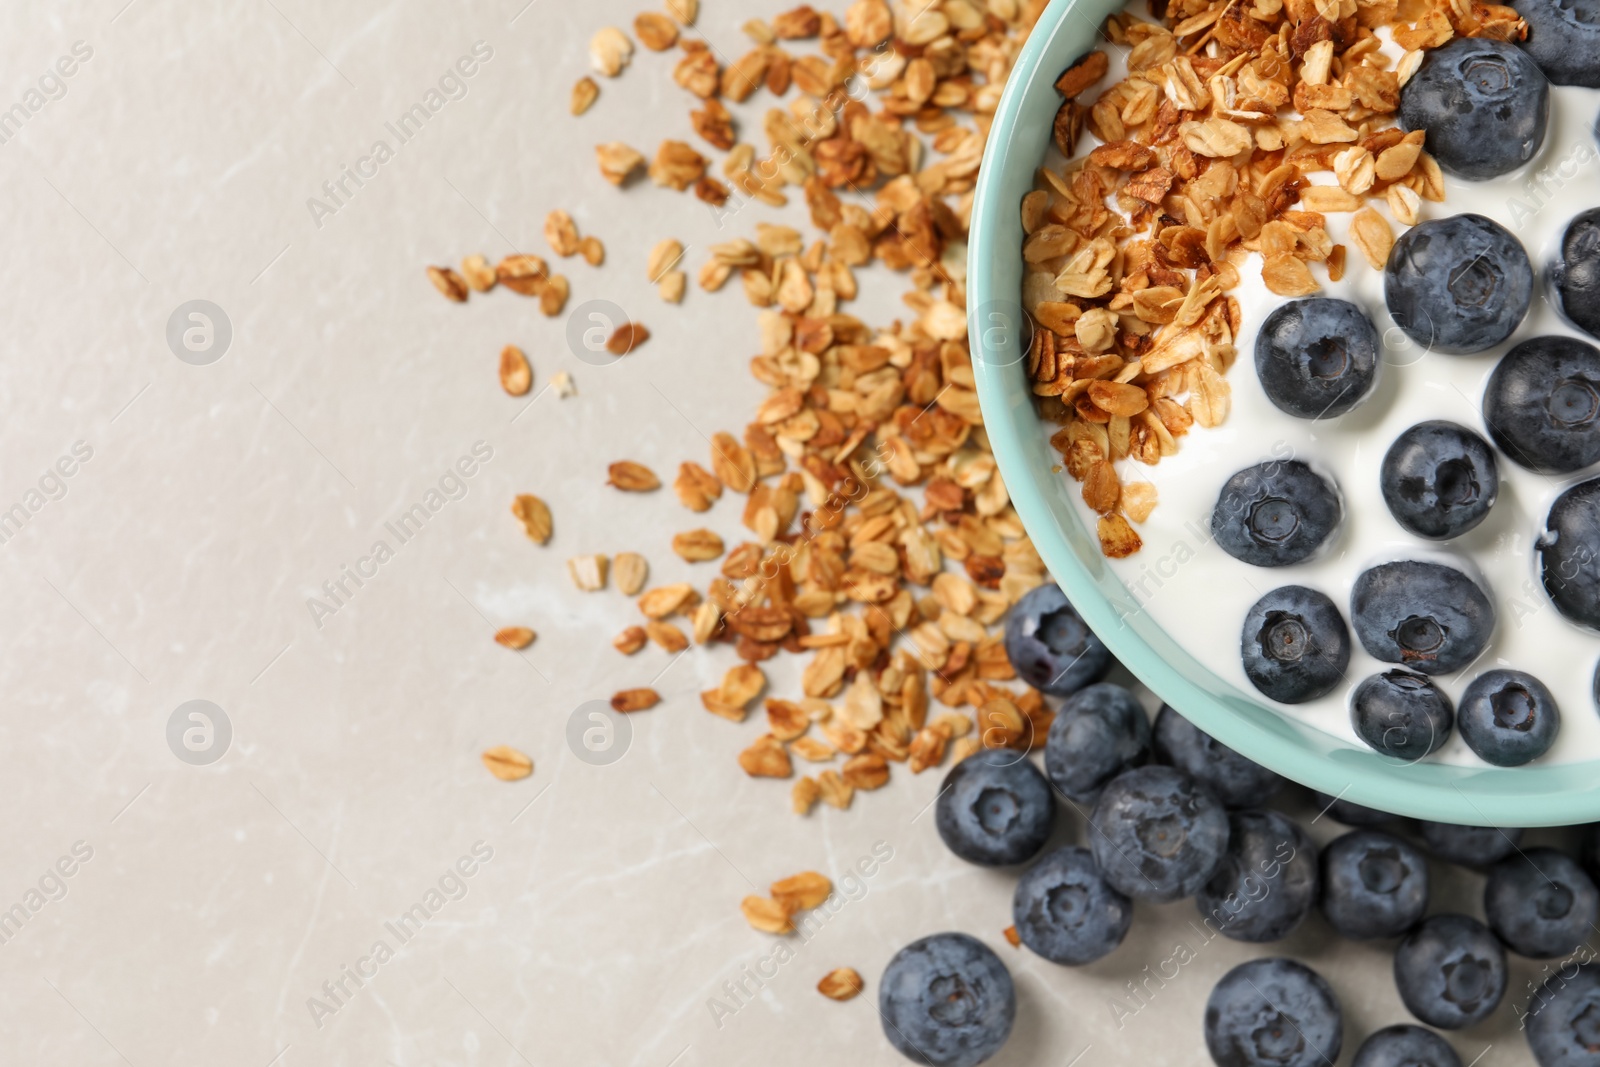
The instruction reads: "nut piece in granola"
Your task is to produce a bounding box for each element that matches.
[817,968,864,1001]
[481,746,533,781]
[493,626,536,650]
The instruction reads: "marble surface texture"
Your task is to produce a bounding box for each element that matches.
[0,1,1556,1064]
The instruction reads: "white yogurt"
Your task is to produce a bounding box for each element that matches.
[1039,40,1600,766]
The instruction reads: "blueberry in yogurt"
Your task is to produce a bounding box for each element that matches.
[1484,336,1600,474]
[1351,670,1454,761]
[1484,847,1599,959]
[1393,914,1507,1029]
[1457,668,1561,766]
[1240,586,1351,704]
[1352,1025,1462,1067]
[1044,682,1150,803]
[1527,963,1600,1067]
[1204,958,1343,1067]
[879,932,1015,1067]
[1398,38,1549,179]
[1003,583,1112,696]
[1349,561,1496,675]
[1385,214,1534,354]
[1513,0,1600,88]
[1321,830,1430,940]
[1212,460,1341,567]
[1380,421,1499,540]
[1152,704,1284,809]
[1195,809,1319,943]
[1554,208,1600,341]
[1011,846,1132,966]
[1539,478,1600,629]
[935,748,1054,867]
[1255,298,1380,419]
[1088,765,1228,902]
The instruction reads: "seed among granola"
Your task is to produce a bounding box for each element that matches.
[426,265,468,303]
[499,345,532,396]
[511,494,552,545]
[607,461,661,491]
[481,746,533,781]
[493,626,536,650]
[817,967,864,1001]
[611,687,660,712]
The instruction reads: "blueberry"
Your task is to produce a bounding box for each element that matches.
[1394,914,1508,1029]
[935,749,1055,867]
[1380,422,1499,539]
[1012,846,1133,965]
[1153,704,1284,809]
[1352,1025,1463,1067]
[1386,213,1534,354]
[1351,670,1455,761]
[1255,298,1381,419]
[1350,561,1496,675]
[1089,765,1229,902]
[1539,478,1600,629]
[1418,821,1524,867]
[1044,683,1150,803]
[879,932,1015,1067]
[1484,336,1600,474]
[1196,810,1319,943]
[1398,38,1549,179]
[1241,586,1352,704]
[1554,208,1600,341]
[1204,958,1343,1067]
[1003,583,1113,696]
[1321,830,1430,940]
[1527,962,1600,1067]
[1458,669,1561,766]
[1313,792,1394,827]
[1513,0,1600,87]
[1212,460,1342,567]
[1485,848,1600,959]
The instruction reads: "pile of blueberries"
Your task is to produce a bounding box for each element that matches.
[1206,34,1600,768]
[878,584,1600,1067]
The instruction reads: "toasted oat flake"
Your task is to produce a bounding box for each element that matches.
[494,626,536,650]
[499,345,532,396]
[608,461,660,491]
[481,746,533,781]
[739,736,793,778]
[426,265,468,303]
[672,528,725,561]
[1350,207,1396,271]
[596,142,645,185]
[635,11,679,50]
[817,967,865,1000]
[665,0,697,24]
[579,235,605,266]
[545,210,580,257]
[647,620,689,652]
[511,494,552,545]
[611,687,660,712]
[460,254,496,292]
[570,76,599,115]
[792,776,821,813]
[740,895,794,934]
[606,322,650,355]
[771,871,831,910]
[613,625,647,655]
[613,552,649,596]
[539,275,570,317]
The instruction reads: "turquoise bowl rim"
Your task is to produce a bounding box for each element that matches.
[967,0,1600,827]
